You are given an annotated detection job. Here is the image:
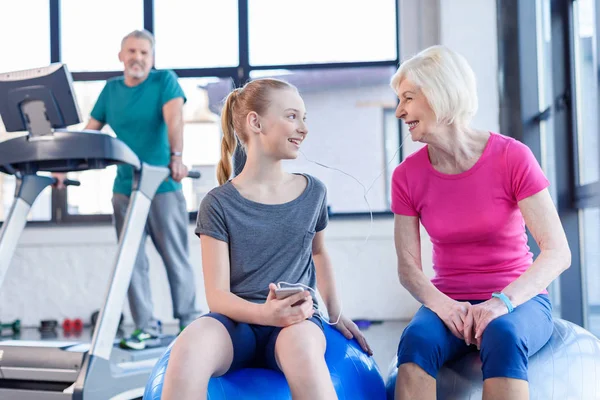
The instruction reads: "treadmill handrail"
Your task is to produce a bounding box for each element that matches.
[87,163,170,361]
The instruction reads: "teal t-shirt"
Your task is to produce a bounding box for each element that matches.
[90,70,187,196]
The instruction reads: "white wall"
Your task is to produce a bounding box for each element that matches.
[0,0,499,327]
[0,221,416,326]
[283,84,397,213]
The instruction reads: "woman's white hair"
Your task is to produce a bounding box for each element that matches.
[390,45,478,127]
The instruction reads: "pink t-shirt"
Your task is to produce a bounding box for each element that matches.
[391,132,550,300]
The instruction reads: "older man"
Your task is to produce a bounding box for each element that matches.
[56,29,201,349]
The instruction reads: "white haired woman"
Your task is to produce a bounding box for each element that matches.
[389,45,571,400]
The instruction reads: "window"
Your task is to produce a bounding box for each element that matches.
[249,66,398,213]
[0,173,53,222]
[64,81,117,216]
[573,0,599,185]
[64,77,232,217]
[536,0,557,198]
[248,0,397,66]
[572,0,600,332]
[178,77,233,212]
[536,0,561,315]
[0,1,50,73]
[60,0,144,72]
[384,109,402,208]
[0,1,52,222]
[153,0,239,69]
[582,207,600,336]
[0,1,400,223]
[0,129,52,222]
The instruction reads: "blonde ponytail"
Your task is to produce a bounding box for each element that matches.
[217,90,239,185]
[216,79,295,185]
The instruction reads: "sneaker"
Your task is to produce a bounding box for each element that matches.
[150,319,163,335]
[119,328,162,350]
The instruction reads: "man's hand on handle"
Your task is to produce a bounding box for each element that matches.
[51,172,67,189]
[169,156,188,182]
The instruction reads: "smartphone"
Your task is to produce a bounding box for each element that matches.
[275,287,304,299]
[275,287,307,306]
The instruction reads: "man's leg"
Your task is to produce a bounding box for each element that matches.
[146,190,200,330]
[112,194,154,331]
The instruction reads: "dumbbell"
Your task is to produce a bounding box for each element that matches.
[39,319,58,333]
[0,319,21,334]
[62,318,83,333]
[91,310,124,329]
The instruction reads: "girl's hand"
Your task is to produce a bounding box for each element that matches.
[262,283,314,327]
[332,313,373,356]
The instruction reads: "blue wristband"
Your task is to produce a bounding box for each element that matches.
[491,292,514,313]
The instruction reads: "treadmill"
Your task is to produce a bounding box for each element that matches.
[0,64,194,399]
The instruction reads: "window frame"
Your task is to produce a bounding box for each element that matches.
[1,0,400,225]
[246,0,399,67]
[568,0,600,330]
[56,0,401,223]
[496,0,600,326]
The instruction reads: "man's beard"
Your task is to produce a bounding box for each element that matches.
[126,64,145,79]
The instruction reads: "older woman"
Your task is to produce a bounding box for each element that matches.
[389,45,571,400]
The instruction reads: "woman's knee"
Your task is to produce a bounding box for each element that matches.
[480,318,525,357]
[479,317,529,380]
[397,328,443,378]
[398,323,443,360]
[398,307,449,354]
[400,323,432,347]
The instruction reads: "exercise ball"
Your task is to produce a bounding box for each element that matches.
[385,319,600,399]
[144,323,385,399]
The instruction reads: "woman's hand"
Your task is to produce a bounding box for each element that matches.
[331,314,373,356]
[261,283,314,327]
[463,297,509,348]
[433,299,472,340]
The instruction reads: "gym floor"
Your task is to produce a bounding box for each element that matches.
[361,320,408,373]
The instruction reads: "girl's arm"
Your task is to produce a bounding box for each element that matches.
[201,235,313,327]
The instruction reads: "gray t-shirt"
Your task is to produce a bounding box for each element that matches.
[195,173,328,305]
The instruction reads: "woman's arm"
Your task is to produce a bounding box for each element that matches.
[466,188,571,345]
[502,188,571,306]
[201,235,312,326]
[395,215,470,338]
[395,215,452,309]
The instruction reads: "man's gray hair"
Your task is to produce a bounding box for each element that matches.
[121,29,155,51]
